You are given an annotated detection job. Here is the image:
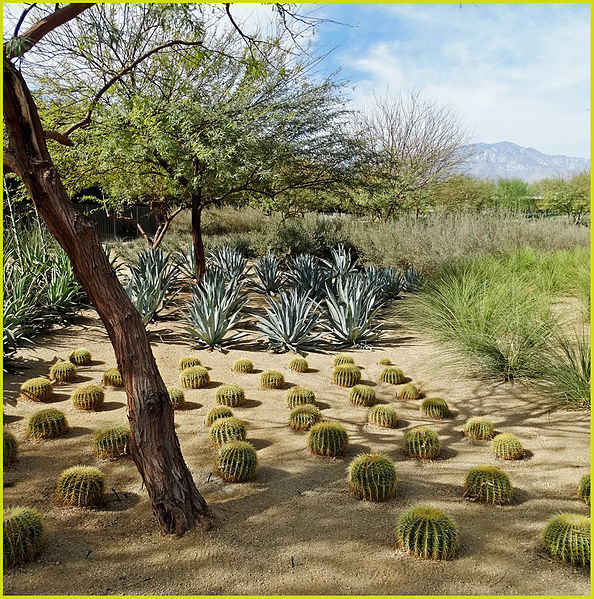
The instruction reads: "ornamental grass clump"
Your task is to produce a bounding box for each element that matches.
[308,422,349,457]
[380,366,404,385]
[71,384,105,411]
[421,397,451,419]
[396,506,459,560]
[49,361,77,383]
[403,427,440,459]
[209,417,246,445]
[167,387,185,410]
[27,409,69,439]
[398,383,420,400]
[463,417,494,440]
[102,368,123,387]
[206,406,233,426]
[285,386,316,409]
[288,357,308,373]
[19,378,53,402]
[180,366,210,389]
[349,385,376,407]
[178,356,201,370]
[347,453,398,501]
[260,370,284,389]
[464,465,512,504]
[543,513,590,567]
[93,426,130,459]
[232,359,254,374]
[3,507,44,568]
[332,364,361,387]
[491,433,524,460]
[55,466,105,507]
[216,441,257,482]
[578,474,590,505]
[3,429,17,467]
[289,405,321,431]
[334,355,355,367]
[68,348,91,366]
[215,384,246,407]
[368,405,398,428]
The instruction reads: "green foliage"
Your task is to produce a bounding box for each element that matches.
[347,453,398,501]
[543,513,590,566]
[367,405,398,428]
[180,366,210,389]
[178,356,201,370]
[93,426,131,459]
[232,359,254,374]
[3,507,44,568]
[288,357,309,373]
[260,370,284,390]
[308,422,349,457]
[19,378,53,402]
[71,384,105,411]
[377,357,392,366]
[49,361,77,383]
[537,173,590,223]
[285,386,316,409]
[380,366,404,385]
[332,364,362,387]
[398,383,420,400]
[334,355,355,367]
[403,427,441,459]
[491,433,524,460]
[3,429,18,467]
[167,387,186,410]
[216,441,257,482]
[27,409,69,439]
[288,405,321,431]
[55,466,105,507]
[215,384,246,407]
[464,465,512,504]
[206,406,234,427]
[578,474,590,505]
[349,385,376,407]
[102,368,123,387]
[420,397,451,419]
[68,348,92,366]
[396,506,459,560]
[464,417,495,440]
[432,175,497,212]
[209,417,247,445]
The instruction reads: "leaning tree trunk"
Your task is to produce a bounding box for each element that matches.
[191,193,206,279]
[3,58,212,535]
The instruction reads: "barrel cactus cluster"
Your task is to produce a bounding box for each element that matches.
[491,433,524,460]
[232,359,254,373]
[93,426,130,459]
[403,427,440,459]
[68,348,92,366]
[214,384,246,407]
[49,361,77,383]
[3,507,44,568]
[55,466,105,507]
[334,355,355,367]
[464,465,512,504]
[308,422,349,457]
[178,356,201,370]
[71,384,105,411]
[578,474,590,505]
[368,405,398,428]
[288,357,308,373]
[260,370,284,389]
[3,429,18,467]
[209,416,247,445]
[543,513,590,566]
[27,408,69,439]
[102,368,123,387]
[380,366,404,385]
[216,441,258,483]
[19,378,53,402]
[285,386,316,409]
[398,383,420,400]
[180,365,210,389]
[347,453,398,501]
[332,364,361,387]
[421,397,450,419]
[463,417,495,440]
[205,406,234,426]
[167,387,186,410]
[349,384,376,407]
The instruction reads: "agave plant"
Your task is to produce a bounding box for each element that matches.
[125,247,179,325]
[251,252,284,295]
[256,289,325,352]
[364,266,405,306]
[403,267,422,291]
[208,245,250,282]
[322,276,383,347]
[286,254,331,300]
[200,268,246,315]
[173,244,197,280]
[322,244,359,282]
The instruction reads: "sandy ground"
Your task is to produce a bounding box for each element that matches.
[3,300,591,596]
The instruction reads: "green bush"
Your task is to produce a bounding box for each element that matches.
[167,387,185,410]
[380,366,404,385]
[178,356,201,370]
[55,466,105,507]
[102,368,123,387]
[3,429,17,467]
[403,427,440,459]
[214,384,246,407]
[578,474,590,505]
[288,357,309,373]
[332,365,361,387]
[464,465,512,504]
[368,405,398,428]
[333,354,355,367]
[289,405,321,431]
[205,406,233,427]
[464,417,494,440]
[71,384,105,411]
[68,348,91,366]
[349,384,376,407]
[3,506,44,568]
[180,366,210,389]
[260,370,284,389]
[93,426,131,459]
[398,383,420,400]
[543,513,590,566]
[308,422,349,457]
[209,416,246,445]
[19,378,53,402]
[27,408,69,439]
[491,433,524,460]
[347,453,398,501]
[216,441,258,482]
[420,397,450,419]
[232,359,254,374]
[49,361,77,383]
[285,386,316,409]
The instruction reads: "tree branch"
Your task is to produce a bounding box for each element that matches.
[45,129,74,146]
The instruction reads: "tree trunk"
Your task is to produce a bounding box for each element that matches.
[3,58,212,535]
[191,193,206,279]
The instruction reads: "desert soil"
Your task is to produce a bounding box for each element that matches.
[3,301,590,596]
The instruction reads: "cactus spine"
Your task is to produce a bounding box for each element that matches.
[368,405,398,428]
[308,422,349,457]
[214,384,246,407]
[206,406,234,426]
[332,365,361,387]
[349,385,376,407]
[260,370,284,389]
[421,397,451,419]
[19,378,53,402]
[578,474,590,505]
[288,357,308,373]
[3,429,17,466]
[55,466,105,507]
[93,426,130,459]
[491,433,523,460]
[49,361,77,383]
[102,368,123,387]
[543,513,590,566]
[380,366,404,385]
[178,356,201,370]
[289,405,321,431]
[167,387,185,410]
[398,383,420,400]
[71,384,105,411]
[464,465,512,504]
[347,453,398,501]
[285,386,316,409]
[463,417,494,440]
[216,441,258,482]
[68,348,92,366]
[27,409,69,439]
[403,427,440,459]
[179,366,210,389]
[3,507,44,568]
[232,359,254,374]
[209,416,246,445]
[333,355,355,367]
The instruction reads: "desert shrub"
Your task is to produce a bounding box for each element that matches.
[333,354,355,367]
[19,377,53,402]
[49,361,76,383]
[3,429,17,466]
[260,370,284,389]
[491,433,524,460]
[464,417,494,440]
[93,426,130,459]
[55,466,105,507]
[285,386,316,409]
[420,397,451,419]
[209,417,246,445]
[179,366,210,389]
[177,356,201,370]
[288,357,309,373]
[543,513,590,566]
[368,405,398,428]
[102,368,123,387]
[68,348,91,366]
[71,384,105,411]
[380,366,404,385]
[464,465,512,504]
[349,384,376,407]
[396,506,459,560]
[205,406,233,426]
[398,383,420,400]
[216,441,257,482]
[308,422,349,457]
[3,507,44,568]
[578,474,590,505]
[347,453,398,501]
[332,365,361,387]
[27,408,69,439]
[232,359,254,373]
[403,427,441,459]
[215,384,246,407]
[167,387,186,410]
[289,405,321,431]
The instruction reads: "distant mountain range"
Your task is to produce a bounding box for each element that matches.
[458,141,590,182]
